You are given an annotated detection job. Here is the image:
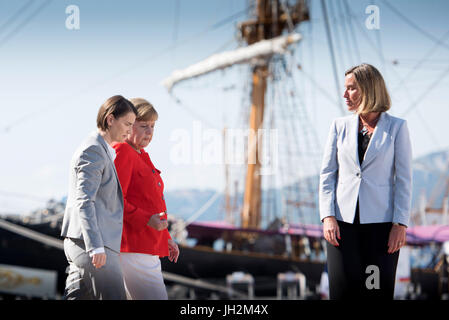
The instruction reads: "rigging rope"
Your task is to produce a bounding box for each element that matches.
[0,0,53,49]
[0,217,63,250]
[380,0,449,52]
[1,4,253,134]
[320,0,345,116]
[0,0,35,36]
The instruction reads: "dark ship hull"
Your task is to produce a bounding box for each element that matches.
[0,218,67,297]
[161,244,325,297]
[0,216,445,299]
[0,216,327,298]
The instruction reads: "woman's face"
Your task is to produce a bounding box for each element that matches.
[107,112,136,143]
[128,119,156,149]
[343,73,361,112]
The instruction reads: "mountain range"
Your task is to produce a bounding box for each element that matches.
[164,148,449,226]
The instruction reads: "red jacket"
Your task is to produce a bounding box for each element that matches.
[113,142,171,257]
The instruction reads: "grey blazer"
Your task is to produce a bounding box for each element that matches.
[61,131,124,253]
[319,112,413,226]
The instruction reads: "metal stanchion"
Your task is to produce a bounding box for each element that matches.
[277,271,306,300]
[226,272,254,300]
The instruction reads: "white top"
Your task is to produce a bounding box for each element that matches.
[106,143,116,162]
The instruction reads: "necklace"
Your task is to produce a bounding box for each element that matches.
[359,113,380,136]
[361,125,369,136]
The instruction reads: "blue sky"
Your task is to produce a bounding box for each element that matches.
[1,0,449,214]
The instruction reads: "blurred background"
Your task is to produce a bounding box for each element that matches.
[1,0,449,300]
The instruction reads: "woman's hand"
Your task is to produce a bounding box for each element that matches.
[388,224,407,254]
[91,253,107,269]
[147,213,168,231]
[323,216,340,247]
[168,239,179,263]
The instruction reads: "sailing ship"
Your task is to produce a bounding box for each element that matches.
[1,0,449,299]
[158,0,328,298]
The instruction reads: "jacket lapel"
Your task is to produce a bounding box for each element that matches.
[347,114,360,168]
[95,132,123,197]
[361,112,391,169]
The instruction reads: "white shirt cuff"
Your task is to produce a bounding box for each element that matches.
[89,247,105,257]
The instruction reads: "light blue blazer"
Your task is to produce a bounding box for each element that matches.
[319,112,412,226]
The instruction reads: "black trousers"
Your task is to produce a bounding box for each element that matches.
[326,207,400,300]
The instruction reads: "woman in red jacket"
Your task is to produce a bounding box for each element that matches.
[113,98,179,300]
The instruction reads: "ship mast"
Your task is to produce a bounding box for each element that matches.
[239,0,309,229]
[162,0,309,229]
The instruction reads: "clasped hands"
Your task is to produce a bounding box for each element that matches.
[147,213,179,263]
[147,212,169,231]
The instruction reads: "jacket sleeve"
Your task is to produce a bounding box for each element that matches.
[74,145,105,252]
[392,120,413,227]
[114,145,154,232]
[319,119,339,222]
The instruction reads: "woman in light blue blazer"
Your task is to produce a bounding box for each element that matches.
[319,64,412,300]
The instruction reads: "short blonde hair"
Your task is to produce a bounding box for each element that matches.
[345,64,391,114]
[129,98,158,122]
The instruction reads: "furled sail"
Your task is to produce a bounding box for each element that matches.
[162,33,302,92]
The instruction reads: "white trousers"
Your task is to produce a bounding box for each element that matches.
[119,252,168,300]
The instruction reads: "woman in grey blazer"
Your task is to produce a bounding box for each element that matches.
[61,95,137,299]
[319,64,412,300]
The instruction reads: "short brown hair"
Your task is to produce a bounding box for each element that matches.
[129,98,158,122]
[96,95,137,131]
[345,64,391,114]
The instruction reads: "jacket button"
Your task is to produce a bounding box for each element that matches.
[152,169,155,173]
[356,173,360,177]
[158,182,161,186]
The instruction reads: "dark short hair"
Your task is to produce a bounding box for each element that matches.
[96,95,137,131]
